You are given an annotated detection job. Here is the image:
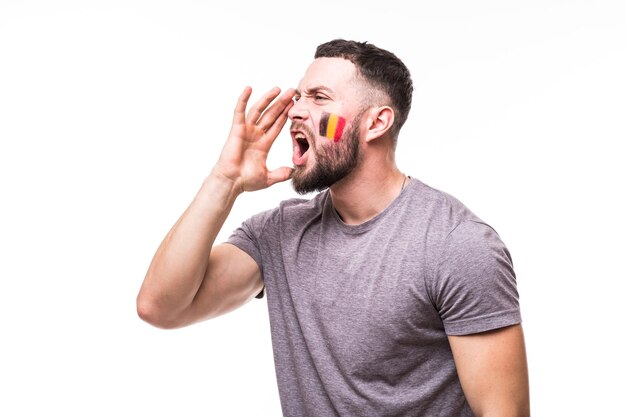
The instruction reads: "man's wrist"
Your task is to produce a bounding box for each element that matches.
[204,169,244,201]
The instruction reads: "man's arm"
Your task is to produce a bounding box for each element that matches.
[448,324,530,417]
[136,86,295,329]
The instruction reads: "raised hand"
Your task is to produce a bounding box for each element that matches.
[213,86,295,193]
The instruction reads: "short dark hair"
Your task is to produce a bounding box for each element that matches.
[315,39,413,139]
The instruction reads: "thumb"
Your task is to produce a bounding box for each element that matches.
[267,166,294,187]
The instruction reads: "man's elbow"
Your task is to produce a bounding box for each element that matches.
[136,294,183,330]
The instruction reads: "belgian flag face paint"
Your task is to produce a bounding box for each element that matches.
[319,112,347,142]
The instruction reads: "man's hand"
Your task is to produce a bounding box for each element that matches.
[213,86,295,193]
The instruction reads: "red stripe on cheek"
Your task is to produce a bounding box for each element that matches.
[333,117,346,142]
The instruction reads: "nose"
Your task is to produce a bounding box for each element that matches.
[288,97,308,122]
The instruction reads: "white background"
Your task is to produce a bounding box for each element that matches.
[1,1,624,415]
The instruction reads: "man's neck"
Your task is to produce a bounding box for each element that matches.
[329,165,406,225]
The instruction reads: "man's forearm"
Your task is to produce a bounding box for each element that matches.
[137,171,241,324]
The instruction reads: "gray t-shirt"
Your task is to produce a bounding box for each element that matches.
[227,178,521,417]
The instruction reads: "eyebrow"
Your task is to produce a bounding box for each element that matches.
[294,86,335,96]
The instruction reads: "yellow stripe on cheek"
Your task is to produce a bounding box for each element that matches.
[326,114,338,139]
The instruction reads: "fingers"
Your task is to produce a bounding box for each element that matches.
[255,88,296,133]
[232,86,253,125]
[263,99,293,143]
[267,166,294,187]
[246,87,282,124]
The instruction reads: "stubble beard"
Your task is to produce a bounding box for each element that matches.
[291,116,362,195]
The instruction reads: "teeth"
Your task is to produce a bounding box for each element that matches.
[295,133,306,140]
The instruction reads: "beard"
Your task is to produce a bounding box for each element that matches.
[291,113,363,195]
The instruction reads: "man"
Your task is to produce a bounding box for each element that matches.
[137,39,530,416]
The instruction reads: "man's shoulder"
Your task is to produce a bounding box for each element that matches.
[277,190,327,213]
[408,178,467,210]
[246,191,327,232]
[404,178,484,234]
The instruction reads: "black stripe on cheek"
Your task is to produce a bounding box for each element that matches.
[319,112,330,137]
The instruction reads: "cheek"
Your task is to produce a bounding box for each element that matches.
[319,112,347,143]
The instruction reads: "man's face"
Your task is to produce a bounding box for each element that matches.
[289,58,366,194]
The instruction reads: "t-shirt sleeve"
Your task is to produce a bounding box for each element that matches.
[226,208,276,299]
[432,220,521,336]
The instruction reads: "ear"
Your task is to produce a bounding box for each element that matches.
[363,106,395,143]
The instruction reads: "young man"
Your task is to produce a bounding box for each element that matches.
[137,39,530,416]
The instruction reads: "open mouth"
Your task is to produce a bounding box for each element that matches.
[292,130,312,166]
[296,133,310,154]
